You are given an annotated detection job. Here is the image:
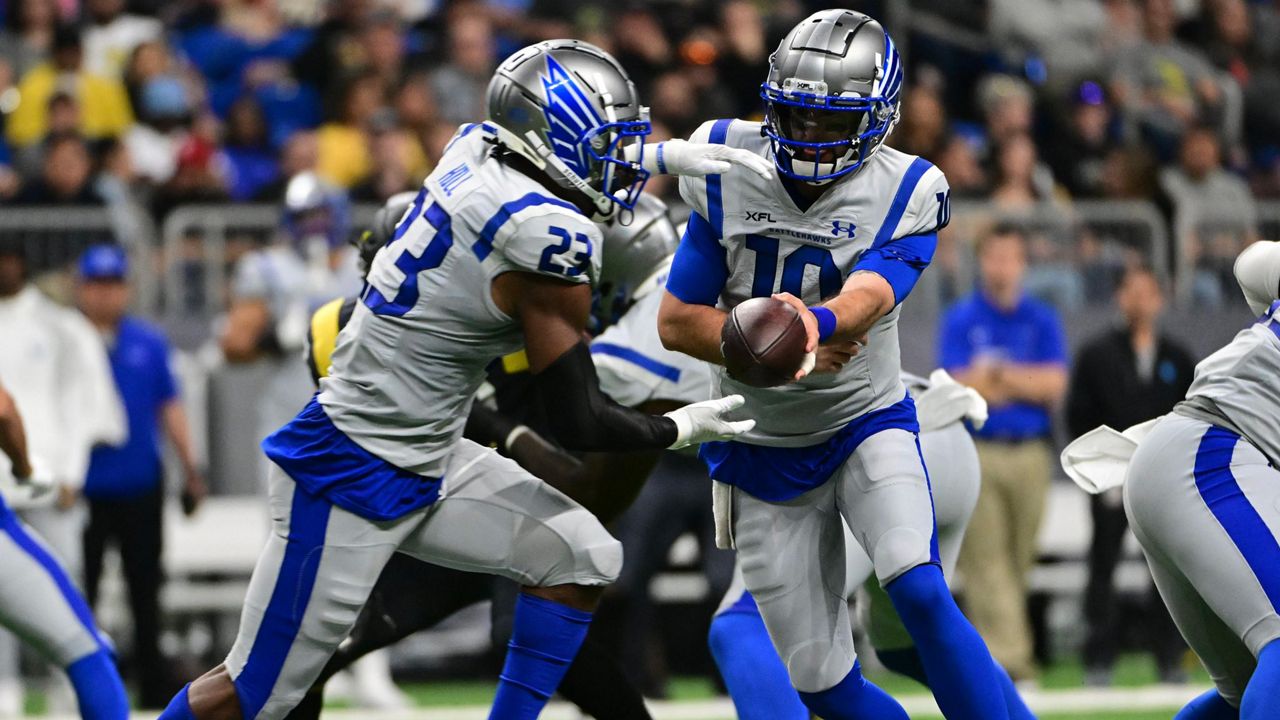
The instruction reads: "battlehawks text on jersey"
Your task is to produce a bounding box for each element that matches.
[263,123,603,520]
[673,118,949,446]
[668,119,949,501]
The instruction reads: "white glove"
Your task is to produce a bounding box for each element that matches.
[636,139,774,180]
[1060,425,1137,495]
[1234,240,1280,316]
[665,394,756,450]
[6,455,57,507]
[916,369,988,432]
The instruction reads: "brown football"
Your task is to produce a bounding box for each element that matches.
[721,297,809,388]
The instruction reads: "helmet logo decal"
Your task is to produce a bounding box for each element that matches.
[541,55,605,178]
[874,32,902,102]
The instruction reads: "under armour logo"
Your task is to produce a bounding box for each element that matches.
[745,210,774,222]
[831,220,857,238]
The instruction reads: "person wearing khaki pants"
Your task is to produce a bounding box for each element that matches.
[938,224,1068,681]
[959,439,1054,680]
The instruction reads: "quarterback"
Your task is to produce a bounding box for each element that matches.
[708,372,1037,720]
[159,40,761,720]
[658,9,1009,719]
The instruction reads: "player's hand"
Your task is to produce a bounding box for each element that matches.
[665,395,756,449]
[916,369,988,431]
[641,139,774,180]
[812,336,866,374]
[770,290,818,352]
[12,456,57,502]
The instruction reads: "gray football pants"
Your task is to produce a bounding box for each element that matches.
[717,423,981,653]
[225,439,622,720]
[1126,413,1280,706]
[0,503,104,669]
[729,428,937,693]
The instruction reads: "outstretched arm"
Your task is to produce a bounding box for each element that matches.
[657,211,730,364]
[495,271,750,452]
[657,291,727,365]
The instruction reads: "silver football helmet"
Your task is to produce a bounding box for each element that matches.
[282,171,352,249]
[761,9,903,183]
[486,39,651,220]
[596,193,679,324]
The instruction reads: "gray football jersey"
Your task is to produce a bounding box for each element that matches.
[592,261,714,408]
[319,124,602,477]
[1178,306,1280,466]
[678,119,949,447]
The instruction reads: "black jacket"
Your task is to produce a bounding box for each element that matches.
[1066,327,1197,438]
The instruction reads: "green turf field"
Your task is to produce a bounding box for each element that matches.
[385,653,1203,719]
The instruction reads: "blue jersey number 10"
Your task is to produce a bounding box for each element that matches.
[745,234,842,300]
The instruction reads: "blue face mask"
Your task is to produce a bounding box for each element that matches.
[760,85,895,183]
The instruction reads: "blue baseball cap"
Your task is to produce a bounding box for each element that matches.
[78,244,128,281]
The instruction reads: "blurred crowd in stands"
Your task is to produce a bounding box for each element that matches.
[0,0,1275,209]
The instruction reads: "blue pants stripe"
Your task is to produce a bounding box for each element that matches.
[914,435,941,565]
[0,506,106,654]
[1194,426,1280,613]
[234,486,332,719]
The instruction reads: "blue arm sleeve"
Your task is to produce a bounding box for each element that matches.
[851,232,937,306]
[665,211,728,306]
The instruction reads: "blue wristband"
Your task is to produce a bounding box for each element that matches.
[810,306,836,342]
[655,142,668,174]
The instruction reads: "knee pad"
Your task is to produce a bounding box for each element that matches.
[783,638,857,694]
[560,526,623,587]
[872,526,934,585]
[535,512,623,587]
[579,534,623,585]
[305,575,372,647]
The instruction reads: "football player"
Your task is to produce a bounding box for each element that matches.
[1067,240,1280,720]
[288,193,682,720]
[0,377,129,720]
[159,40,764,720]
[709,372,1037,720]
[657,10,1010,719]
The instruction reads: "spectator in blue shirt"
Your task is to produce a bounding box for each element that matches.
[76,244,206,708]
[938,223,1068,682]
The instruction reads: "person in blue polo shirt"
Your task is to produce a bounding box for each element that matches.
[939,223,1069,682]
[76,244,207,708]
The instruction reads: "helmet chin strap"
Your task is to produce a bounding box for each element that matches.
[485,123,617,220]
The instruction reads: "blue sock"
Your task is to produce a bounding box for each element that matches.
[796,661,909,720]
[879,646,1037,719]
[1175,689,1238,720]
[489,593,592,720]
[1241,639,1280,719]
[66,650,129,720]
[994,660,1038,720]
[886,564,1009,720]
[708,598,808,720]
